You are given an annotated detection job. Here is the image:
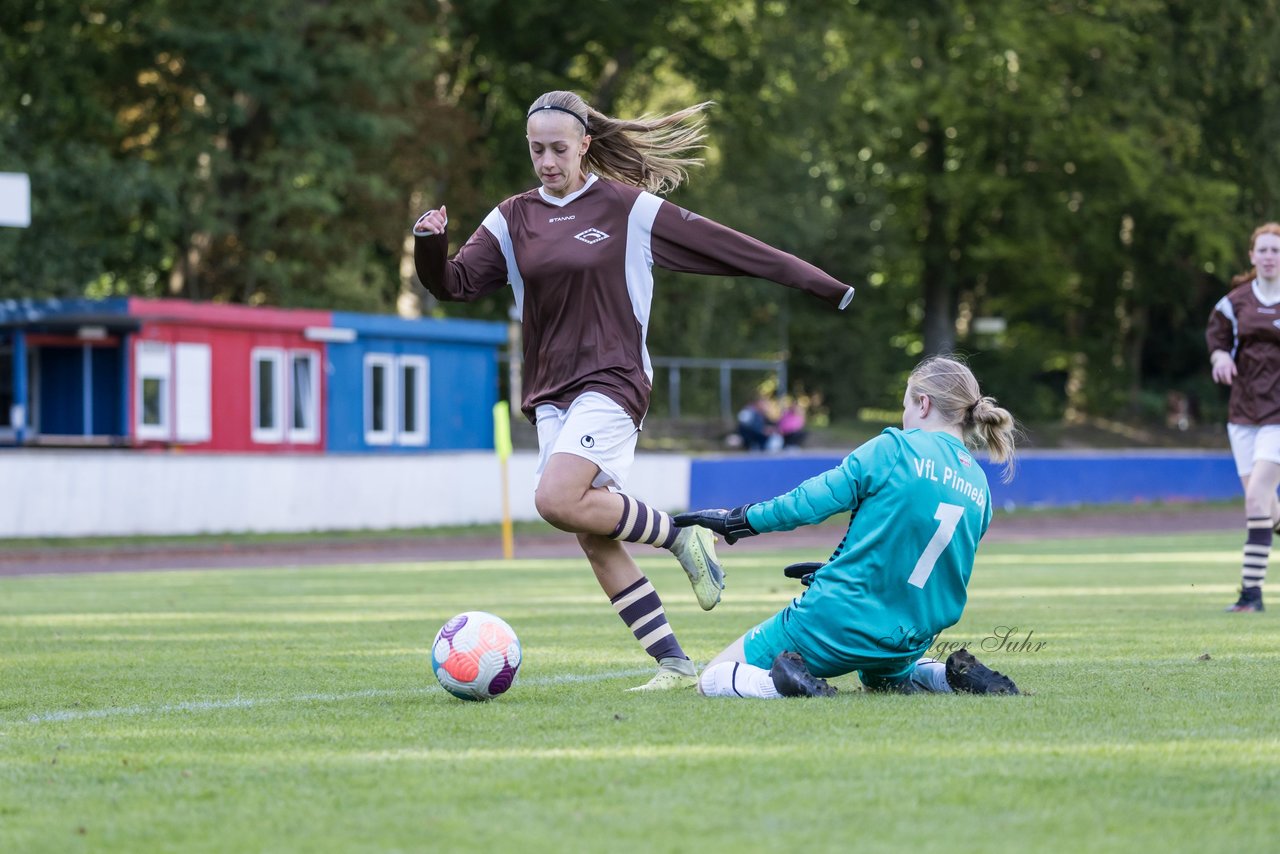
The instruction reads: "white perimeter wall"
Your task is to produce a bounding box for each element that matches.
[0,450,693,538]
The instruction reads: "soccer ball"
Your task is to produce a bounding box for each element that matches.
[431,611,522,701]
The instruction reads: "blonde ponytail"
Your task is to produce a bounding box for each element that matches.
[527,91,711,195]
[908,357,1019,483]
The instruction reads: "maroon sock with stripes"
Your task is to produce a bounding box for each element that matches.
[610,495,679,549]
[609,577,686,661]
[1242,516,1272,593]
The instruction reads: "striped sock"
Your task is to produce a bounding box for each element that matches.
[1242,516,1272,591]
[610,495,679,549]
[609,577,685,661]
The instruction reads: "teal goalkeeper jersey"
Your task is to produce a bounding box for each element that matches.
[746,427,993,670]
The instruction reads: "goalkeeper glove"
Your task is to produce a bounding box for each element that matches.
[672,504,758,545]
[783,562,823,587]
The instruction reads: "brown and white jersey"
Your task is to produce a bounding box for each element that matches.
[1207,280,1280,425]
[415,175,854,425]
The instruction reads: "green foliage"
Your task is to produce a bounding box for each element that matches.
[2,0,1278,422]
[1,532,1278,851]
[0,0,446,308]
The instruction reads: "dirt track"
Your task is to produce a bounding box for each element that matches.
[0,506,1243,577]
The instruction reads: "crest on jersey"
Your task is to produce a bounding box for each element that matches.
[574,228,609,244]
[958,451,973,468]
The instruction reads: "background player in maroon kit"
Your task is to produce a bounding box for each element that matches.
[1207,222,1280,612]
[413,90,855,689]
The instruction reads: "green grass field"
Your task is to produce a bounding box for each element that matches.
[2,531,1278,853]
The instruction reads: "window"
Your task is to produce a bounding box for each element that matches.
[364,354,394,445]
[289,350,319,443]
[251,348,284,443]
[364,353,429,447]
[133,340,211,443]
[252,347,320,445]
[398,355,428,446]
[136,341,172,440]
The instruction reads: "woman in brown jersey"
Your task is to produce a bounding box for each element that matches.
[413,91,855,688]
[1207,222,1280,612]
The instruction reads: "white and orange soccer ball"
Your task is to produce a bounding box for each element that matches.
[430,611,522,701]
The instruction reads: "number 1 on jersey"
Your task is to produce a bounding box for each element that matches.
[907,502,965,589]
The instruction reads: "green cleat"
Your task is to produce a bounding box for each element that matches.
[627,657,698,692]
[670,526,725,610]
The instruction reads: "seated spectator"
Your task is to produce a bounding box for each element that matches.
[778,398,808,448]
[737,395,775,451]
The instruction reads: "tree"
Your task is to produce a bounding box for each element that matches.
[667,0,1280,420]
[0,0,450,310]
[4,0,1278,427]
[0,1,176,297]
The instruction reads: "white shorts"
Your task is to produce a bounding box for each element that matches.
[1226,423,1280,476]
[533,392,638,490]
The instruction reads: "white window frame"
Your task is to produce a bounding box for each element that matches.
[136,340,172,440]
[251,347,285,444]
[364,353,395,446]
[287,349,320,445]
[397,355,429,446]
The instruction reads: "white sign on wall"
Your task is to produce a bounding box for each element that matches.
[0,172,31,228]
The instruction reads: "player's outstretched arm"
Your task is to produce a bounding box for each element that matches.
[673,505,758,545]
[649,203,854,310]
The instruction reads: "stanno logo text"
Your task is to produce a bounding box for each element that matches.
[549,215,576,223]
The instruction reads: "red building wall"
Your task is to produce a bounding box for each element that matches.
[128,299,330,452]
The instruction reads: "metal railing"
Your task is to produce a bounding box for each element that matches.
[650,356,786,421]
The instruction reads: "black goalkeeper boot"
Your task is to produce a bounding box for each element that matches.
[770,651,837,698]
[945,648,1019,695]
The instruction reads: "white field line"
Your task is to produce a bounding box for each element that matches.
[9,667,654,727]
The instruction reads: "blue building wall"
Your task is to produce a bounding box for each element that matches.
[689,450,1242,510]
[327,313,507,453]
[423,340,503,450]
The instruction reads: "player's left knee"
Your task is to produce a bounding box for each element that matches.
[534,486,579,530]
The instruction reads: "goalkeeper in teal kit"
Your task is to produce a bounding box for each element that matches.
[676,356,1021,698]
